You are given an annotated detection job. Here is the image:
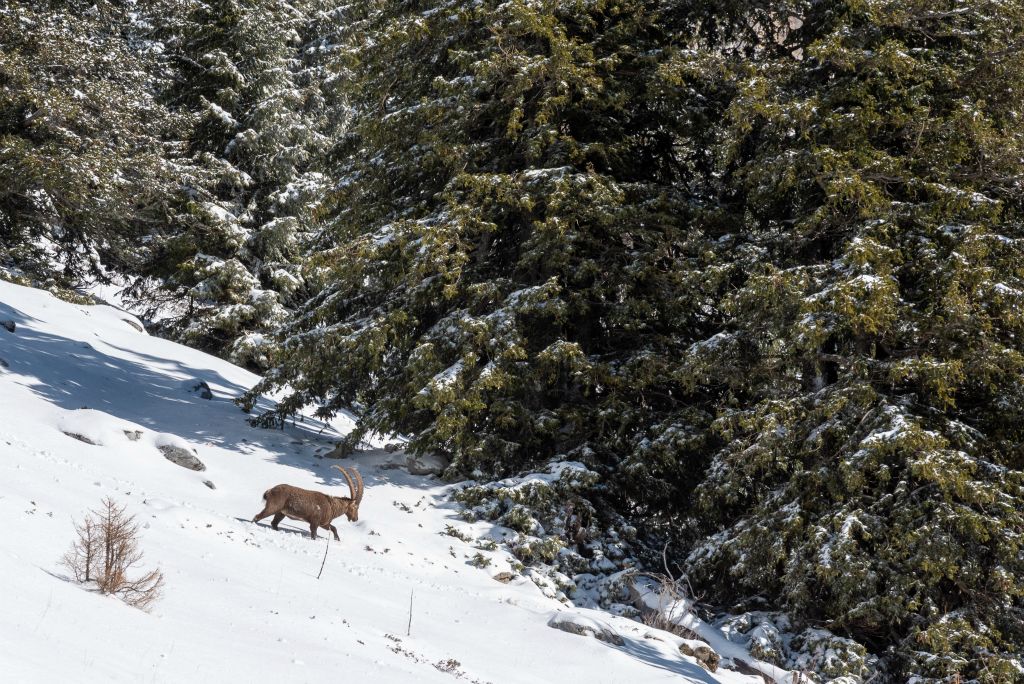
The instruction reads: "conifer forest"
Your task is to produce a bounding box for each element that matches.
[2,1,1023,680]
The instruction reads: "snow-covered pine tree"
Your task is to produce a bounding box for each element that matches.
[0,0,173,286]
[133,0,341,368]
[679,2,1024,680]
[245,0,733,514]
[259,2,800,510]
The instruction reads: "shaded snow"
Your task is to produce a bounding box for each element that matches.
[633,577,804,684]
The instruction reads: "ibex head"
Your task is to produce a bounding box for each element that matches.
[332,465,364,522]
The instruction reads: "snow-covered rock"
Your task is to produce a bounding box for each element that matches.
[377,449,448,476]
[547,610,624,645]
[183,379,213,400]
[679,639,721,672]
[406,454,447,476]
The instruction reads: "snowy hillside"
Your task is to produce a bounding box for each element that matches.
[0,279,757,684]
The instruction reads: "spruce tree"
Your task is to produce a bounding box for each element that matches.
[0,0,172,285]
[246,0,731,513]
[133,0,341,367]
[681,2,1024,679]
[241,0,1024,678]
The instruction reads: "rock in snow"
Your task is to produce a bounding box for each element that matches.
[62,431,98,445]
[184,379,214,400]
[404,453,448,476]
[680,639,721,672]
[377,450,449,476]
[157,444,206,471]
[547,611,625,646]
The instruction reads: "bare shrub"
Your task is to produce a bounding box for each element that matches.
[637,544,702,640]
[63,511,101,583]
[62,497,164,610]
[638,573,699,639]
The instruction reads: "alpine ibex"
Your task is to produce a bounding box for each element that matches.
[252,466,364,540]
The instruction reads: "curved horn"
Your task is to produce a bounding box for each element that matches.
[352,468,364,506]
[332,465,357,501]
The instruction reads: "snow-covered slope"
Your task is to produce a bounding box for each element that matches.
[0,280,756,684]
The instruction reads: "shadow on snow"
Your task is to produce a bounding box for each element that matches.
[0,300,359,482]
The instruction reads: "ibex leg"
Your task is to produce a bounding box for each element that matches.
[252,507,274,523]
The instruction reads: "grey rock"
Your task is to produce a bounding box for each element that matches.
[123,430,143,441]
[323,443,350,459]
[186,380,213,400]
[1,319,14,333]
[63,431,97,445]
[547,612,624,646]
[679,640,720,673]
[121,317,145,333]
[384,442,404,453]
[203,480,216,490]
[158,444,206,471]
[377,452,448,476]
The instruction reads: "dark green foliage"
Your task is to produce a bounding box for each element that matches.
[0,0,173,283]
[680,1,1024,679]
[4,0,1022,679]
[129,0,343,366]
[248,0,723,512]
[249,0,1024,679]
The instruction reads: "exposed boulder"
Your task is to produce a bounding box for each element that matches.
[1,319,14,333]
[679,640,720,673]
[183,379,213,400]
[157,444,206,471]
[63,431,98,445]
[323,443,348,459]
[376,450,449,476]
[547,611,624,646]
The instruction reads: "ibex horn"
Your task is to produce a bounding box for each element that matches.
[332,465,358,501]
